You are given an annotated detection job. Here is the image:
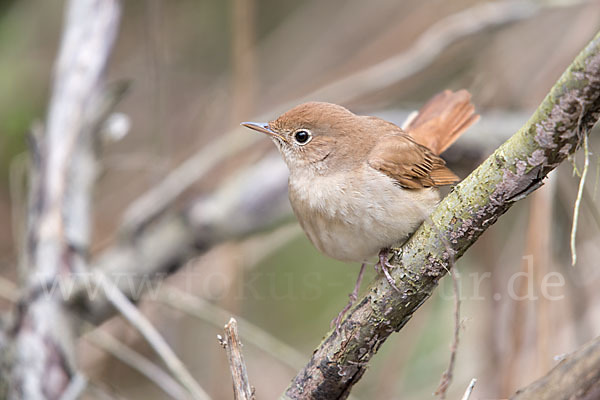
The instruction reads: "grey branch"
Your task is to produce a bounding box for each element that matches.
[220,318,254,400]
[1,0,122,398]
[283,31,600,399]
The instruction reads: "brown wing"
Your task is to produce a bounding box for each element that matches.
[367,134,459,189]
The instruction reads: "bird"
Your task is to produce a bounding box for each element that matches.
[242,90,479,328]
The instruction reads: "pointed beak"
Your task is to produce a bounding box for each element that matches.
[241,122,288,143]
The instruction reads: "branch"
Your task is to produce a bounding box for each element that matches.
[219,318,254,400]
[284,31,600,399]
[93,272,211,400]
[511,335,600,399]
[84,327,189,400]
[1,0,122,398]
[155,286,306,370]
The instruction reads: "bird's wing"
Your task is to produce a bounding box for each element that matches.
[367,134,459,189]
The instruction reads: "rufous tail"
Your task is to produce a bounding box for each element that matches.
[404,89,479,155]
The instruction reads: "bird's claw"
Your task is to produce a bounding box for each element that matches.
[376,249,401,292]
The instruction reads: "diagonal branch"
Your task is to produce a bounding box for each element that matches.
[283,30,600,399]
[510,335,600,399]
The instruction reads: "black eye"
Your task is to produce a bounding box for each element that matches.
[293,130,311,145]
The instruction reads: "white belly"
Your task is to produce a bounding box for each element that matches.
[288,166,440,263]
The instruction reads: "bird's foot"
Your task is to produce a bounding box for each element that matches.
[331,263,367,333]
[375,248,401,292]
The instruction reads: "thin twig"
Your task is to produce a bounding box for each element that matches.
[310,0,539,104]
[59,372,88,400]
[155,286,306,370]
[219,318,254,400]
[461,378,477,400]
[84,328,189,400]
[571,134,590,265]
[86,382,127,400]
[93,272,211,400]
[436,269,461,399]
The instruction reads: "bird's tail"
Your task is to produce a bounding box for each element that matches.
[404,89,479,155]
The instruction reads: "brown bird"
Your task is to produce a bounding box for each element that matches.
[242,90,478,328]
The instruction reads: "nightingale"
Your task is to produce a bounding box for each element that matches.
[242,90,478,328]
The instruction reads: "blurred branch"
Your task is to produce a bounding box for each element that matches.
[511,335,600,399]
[231,0,256,122]
[219,318,254,400]
[283,31,600,399]
[84,327,189,400]
[93,272,211,400]
[60,373,88,400]
[155,286,306,370]
[73,153,291,324]
[309,0,539,104]
[0,0,122,398]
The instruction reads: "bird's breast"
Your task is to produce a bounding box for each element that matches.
[288,164,440,262]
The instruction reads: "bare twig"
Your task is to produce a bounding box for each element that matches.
[461,378,477,400]
[93,272,211,400]
[310,0,539,104]
[86,382,127,400]
[155,286,306,370]
[59,373,88,400]
[571,134,590,265]
[84,328,189,400]
[219,318,254,400]
[435,269,461,399]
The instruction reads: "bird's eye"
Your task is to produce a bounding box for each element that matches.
[293,130,312,145]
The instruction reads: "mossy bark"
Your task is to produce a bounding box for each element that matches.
[284,31,600,400]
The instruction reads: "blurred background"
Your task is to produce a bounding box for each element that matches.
[1,0,600,398]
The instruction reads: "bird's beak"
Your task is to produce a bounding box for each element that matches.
[241,122,288,143]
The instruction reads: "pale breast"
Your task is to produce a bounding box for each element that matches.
[288,165,440,263]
